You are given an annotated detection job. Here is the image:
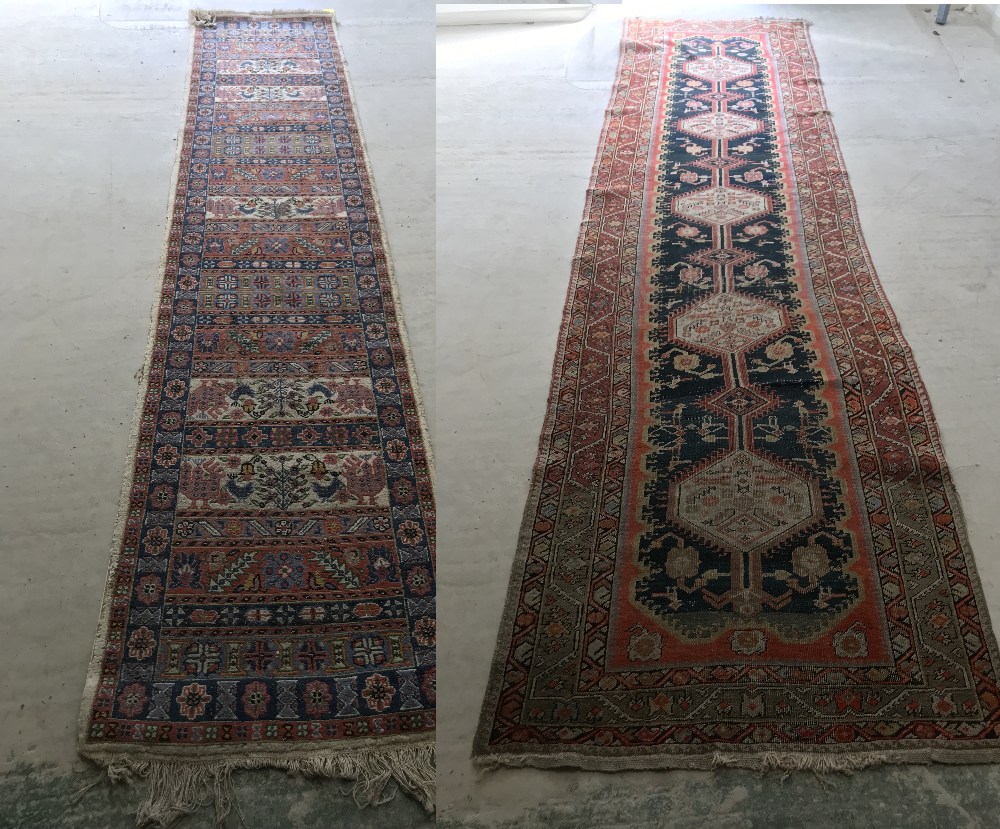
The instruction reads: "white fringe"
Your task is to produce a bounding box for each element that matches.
[473,743,1000,776]
[710,749,889,774]
[189,10,337,28]
[189,10,217,27]
[91,743,434,828]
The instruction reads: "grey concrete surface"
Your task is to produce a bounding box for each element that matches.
[436,3,1000,828]
[0,1,433,826]
[4,1,1000,827]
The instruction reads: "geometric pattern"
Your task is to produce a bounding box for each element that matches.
[686,246,756,268]
[671,292,786,353]
[705,385,773,417]
[684,53,755,82]
[81,15,435,765]
[476,19,1000,771]
[674,185,770,226]
[669,450,822,552]
[679,112,761,140]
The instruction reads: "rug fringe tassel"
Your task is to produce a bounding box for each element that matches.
[710,749,889,774]
[189,10,216,27]
[94,744,434,828]
[474,748,899,776]
[190,9,337,28]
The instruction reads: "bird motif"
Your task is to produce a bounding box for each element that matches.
[311,471,343,502]
[335,379,375,415]
[340,455,385,505]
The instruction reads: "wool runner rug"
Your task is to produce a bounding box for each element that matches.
[475,18,1000,772]
[78,11,435,824]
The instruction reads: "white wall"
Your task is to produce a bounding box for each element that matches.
[978,3,1000,34]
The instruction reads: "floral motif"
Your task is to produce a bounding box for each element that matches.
[679,265,704,285]
[304,680,332,716]
[672,353,700,372]
[626,627,662,662]
[741,694,765,718]
[262,552,306,590]
[391,478,417,504]
[242,681,271,719]
[154,445,180,467]
[413,616,436,648]
[362,673,395,712]
[663,544,699,581]
[397,520,424,546]
[764,339,793,361]
[142,527,170,555]
[117,683,148,718]
[176,682,211,721]
[406,565,433,597]
[135,575,163,606]
[730,629,767,655]
[127,626,156,660]
[833,625,869,659]
[792,544,830,580]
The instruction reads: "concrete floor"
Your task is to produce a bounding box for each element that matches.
[436,3,1000,828]
[0,1,432,827]
[4,1,1000,827]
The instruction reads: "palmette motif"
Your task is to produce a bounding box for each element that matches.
[476,19,1000,768]
[80,14,435,789]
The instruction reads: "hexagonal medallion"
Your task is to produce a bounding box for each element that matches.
[669,450,822,552]
[671,292,787,354]
[674,186,769,226]
[678,112,762,141]
[683,55,755,82]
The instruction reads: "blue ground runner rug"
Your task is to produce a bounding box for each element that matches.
[79,12,435,825]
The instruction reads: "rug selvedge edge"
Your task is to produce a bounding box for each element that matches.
[76,8,202,785]
[472,15,640,761]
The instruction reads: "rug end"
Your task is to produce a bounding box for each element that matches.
[80,743,434,825]
[470,747,927,776]
[189,9,216,27]
[189,9,337,27]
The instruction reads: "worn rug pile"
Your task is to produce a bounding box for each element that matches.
[79,11,435,824]
[476,18,1000,771]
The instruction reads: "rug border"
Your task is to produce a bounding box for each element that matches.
[472,15,1000,772]
[76,12,198,760]
[76,7,436,804]
[472,12,634,765]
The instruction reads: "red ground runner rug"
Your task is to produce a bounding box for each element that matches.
[475,18,1000,772]
[78,11,435,823]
